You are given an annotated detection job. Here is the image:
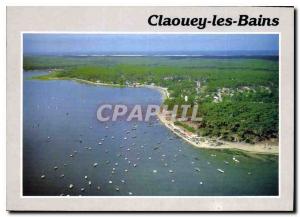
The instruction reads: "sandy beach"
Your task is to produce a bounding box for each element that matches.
[157,112,278,155]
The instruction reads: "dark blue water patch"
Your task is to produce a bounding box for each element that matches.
[23,71,278,196]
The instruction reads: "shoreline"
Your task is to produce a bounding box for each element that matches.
[34,75,279,155]
[157,113,278,155]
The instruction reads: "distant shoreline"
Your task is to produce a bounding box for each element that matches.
[24,54,279,58]
[32,74,278,155]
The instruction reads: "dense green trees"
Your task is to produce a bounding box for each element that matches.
[198,101,278,143]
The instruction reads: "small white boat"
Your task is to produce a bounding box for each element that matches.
[217,169,225,173]
[233,157,240,163]
[194,167,201,172]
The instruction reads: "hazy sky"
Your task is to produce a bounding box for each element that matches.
[23,34,279,55]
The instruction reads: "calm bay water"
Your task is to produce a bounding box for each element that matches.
[23,71,278,196]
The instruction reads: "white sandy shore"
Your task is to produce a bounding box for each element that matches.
[157,113,278,155]
[51,77,278,155]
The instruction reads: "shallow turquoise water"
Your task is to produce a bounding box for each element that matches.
[23,71,278,196]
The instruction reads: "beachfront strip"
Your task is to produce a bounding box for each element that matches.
[157,111,278,155]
